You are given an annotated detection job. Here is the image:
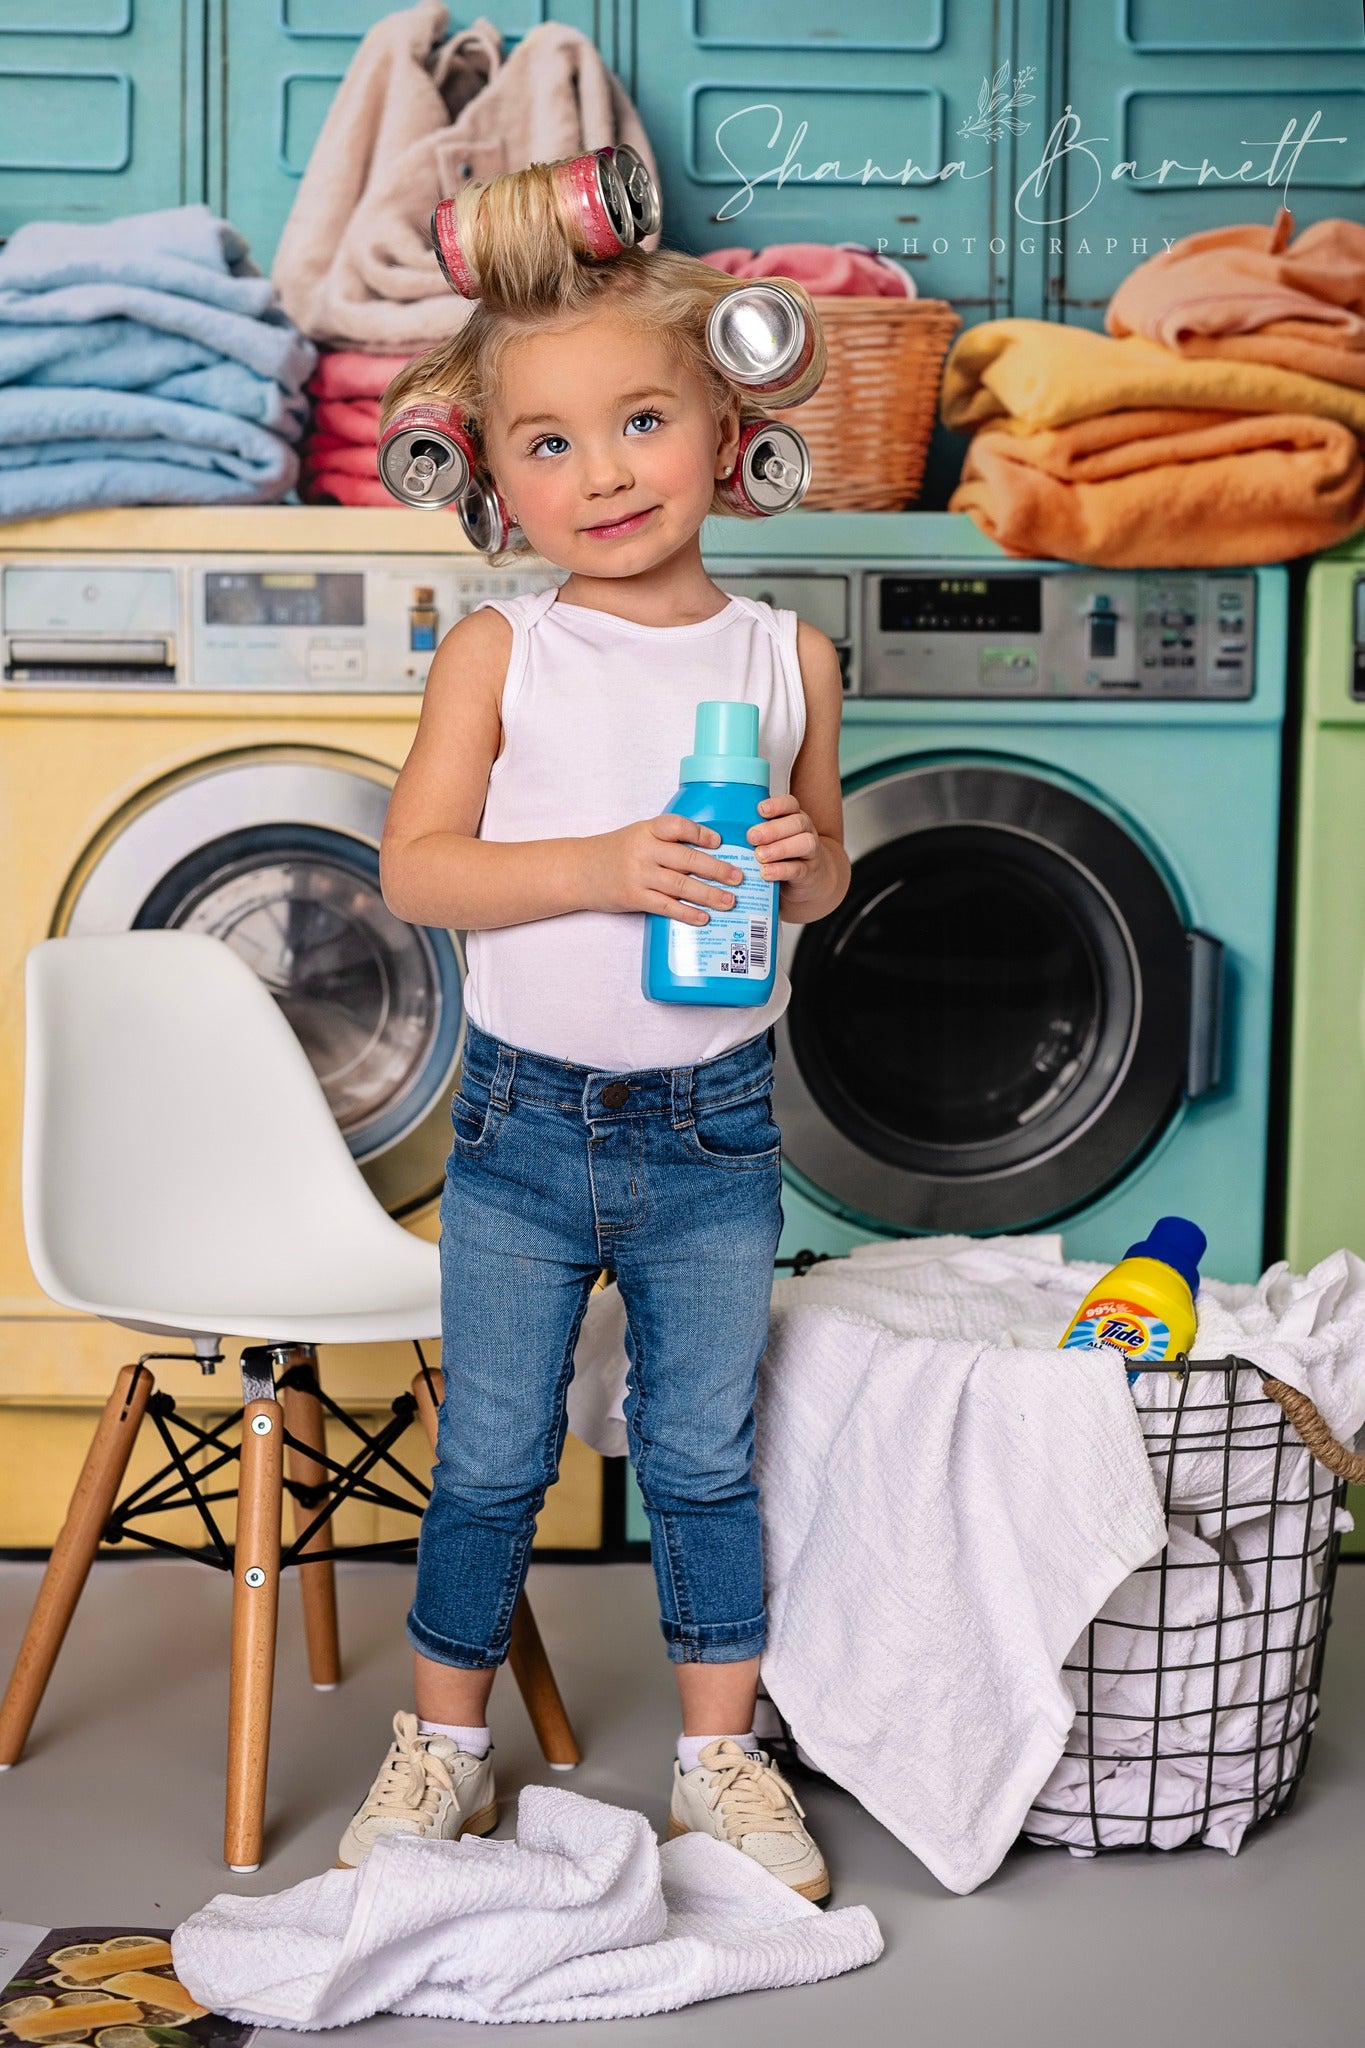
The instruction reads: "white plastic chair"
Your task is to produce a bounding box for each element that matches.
[0,932,579,1871]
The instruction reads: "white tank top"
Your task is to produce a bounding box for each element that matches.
[460,585,807,1072]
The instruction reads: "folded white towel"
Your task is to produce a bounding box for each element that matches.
[171,1785,882,2027]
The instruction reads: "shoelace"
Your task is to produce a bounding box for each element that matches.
[700,1741,808,1844]
[358,1710,457,1822]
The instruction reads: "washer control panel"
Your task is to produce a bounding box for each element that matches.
[0,554,564,691]
[863,569,1256,699]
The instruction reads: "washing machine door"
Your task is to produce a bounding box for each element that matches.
[775,761,1222,1234]
[59,748,462,1217]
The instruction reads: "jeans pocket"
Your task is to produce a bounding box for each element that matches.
[681,1086,782,1170]
[449,1079,504,1155]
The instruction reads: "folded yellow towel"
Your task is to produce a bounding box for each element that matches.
[940,318,1365,438]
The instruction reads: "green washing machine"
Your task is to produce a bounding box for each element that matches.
[1285,531,1365,1552]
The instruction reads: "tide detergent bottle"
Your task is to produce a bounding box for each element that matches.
[643,700,778,1007]
[1059,1217,1206,1383]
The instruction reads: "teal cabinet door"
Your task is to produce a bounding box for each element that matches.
[219,1,620,274]
[0,0,199,237]
[1056,0,1365,323]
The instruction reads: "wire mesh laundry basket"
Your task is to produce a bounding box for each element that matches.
[1023,1357,1358,1855]
[756,1305,1362,1857]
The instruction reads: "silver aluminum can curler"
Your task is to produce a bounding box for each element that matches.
[716,420,811,516]
[707,283,815,400]
[553,150,635,258]
[458,470,524,554]
[597,143,662,238]
[377,401,477,508]
[430,196,478,298]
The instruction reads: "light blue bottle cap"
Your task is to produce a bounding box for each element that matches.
[1124,1216,1206,1297]
[680,699,770,789]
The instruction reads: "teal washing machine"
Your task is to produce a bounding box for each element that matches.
[703,513,1288,1284]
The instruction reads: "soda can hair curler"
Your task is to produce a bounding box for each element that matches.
[716,420,812,516]
[458,469,525,555]
[377,399,477,508]
[596,143,662,239]
[551,149,636,259]
[707,283,820,406]
[431,197,478,298]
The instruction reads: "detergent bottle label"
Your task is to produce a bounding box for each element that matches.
[1062,1298,1173,1361]
[667,844,774,981]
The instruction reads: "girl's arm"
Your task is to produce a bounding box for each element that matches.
[380,609,743,932]
[747,619,851,926]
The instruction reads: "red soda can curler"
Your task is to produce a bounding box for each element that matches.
[377,400,477,508]
[716,420,812,516]
[458,470,524,555]
[431,196,479,298]
[594,143,661,239]
[706,283,818,403]
[552,149,635,259]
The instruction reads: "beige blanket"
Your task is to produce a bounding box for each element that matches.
[272,2,660,351]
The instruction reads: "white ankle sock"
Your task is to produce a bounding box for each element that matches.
[677,1731,756,1773]
[417,1717,490,1757]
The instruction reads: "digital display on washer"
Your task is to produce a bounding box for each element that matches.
[879,576,1042,635]
[204,572,365,628]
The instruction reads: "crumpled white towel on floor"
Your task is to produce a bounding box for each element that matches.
[171,1785,882,2027]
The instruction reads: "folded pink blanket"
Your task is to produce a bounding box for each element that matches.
[701,242,915,298]
[309,397,382,447]
[308,350,415,401]
[300,466,397,508]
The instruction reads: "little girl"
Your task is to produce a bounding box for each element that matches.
[335,159,850,1896]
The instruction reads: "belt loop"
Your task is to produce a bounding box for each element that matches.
[671,1057,694,1129]
[492,1043,516,1111]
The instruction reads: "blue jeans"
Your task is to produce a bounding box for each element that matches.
[407,1017,783,1669]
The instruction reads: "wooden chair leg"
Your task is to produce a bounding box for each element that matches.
[225,1388,283,1872]
[281,1350,340,1691]
[0,1362,154,1768]
[409,1364,581,1768]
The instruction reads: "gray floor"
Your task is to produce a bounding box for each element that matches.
[2,1555,1363,2048]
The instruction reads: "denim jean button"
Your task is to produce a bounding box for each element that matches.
[601,1081,631,1108]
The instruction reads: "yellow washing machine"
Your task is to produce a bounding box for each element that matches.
[0,505,601,1548]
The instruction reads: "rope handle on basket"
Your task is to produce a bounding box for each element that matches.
[1134,1352,1364,1485]
[1255,1372,1365,1484]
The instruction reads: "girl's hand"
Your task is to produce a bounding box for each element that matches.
[748,793,827,899]
[580,815,746,924]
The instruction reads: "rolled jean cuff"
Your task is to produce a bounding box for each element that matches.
[662,1614,767,1665]
[406,1607,508,1671]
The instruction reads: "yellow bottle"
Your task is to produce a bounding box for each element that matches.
[1059,1217,1205,1380]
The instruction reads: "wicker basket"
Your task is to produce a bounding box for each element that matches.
[794,296,962,511]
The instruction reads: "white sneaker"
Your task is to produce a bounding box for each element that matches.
[668,1739,829,1901]
[334,1709,497,1870]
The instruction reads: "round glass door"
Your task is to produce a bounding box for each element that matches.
[775,763,1193,1233]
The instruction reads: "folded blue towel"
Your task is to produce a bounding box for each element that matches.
[0,321,309,435]
[0,385,298,516]
[0,204,316,393]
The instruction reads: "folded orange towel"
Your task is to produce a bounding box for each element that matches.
[948,406,1365,567]
[1107,205,1365,391]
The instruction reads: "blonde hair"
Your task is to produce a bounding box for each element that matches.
[380,160,825,560]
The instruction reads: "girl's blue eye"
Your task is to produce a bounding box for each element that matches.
[527,407,663,456]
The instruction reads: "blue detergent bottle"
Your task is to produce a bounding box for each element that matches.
[642,700,779,1007]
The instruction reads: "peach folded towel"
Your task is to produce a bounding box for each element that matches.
[940,317,1365,439]
[272,4,659,352]
[949,406,1365,567]
[1107,205,1365,390]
